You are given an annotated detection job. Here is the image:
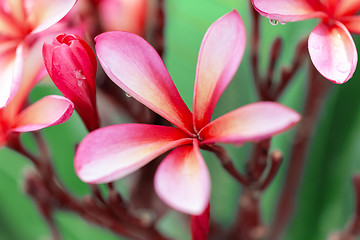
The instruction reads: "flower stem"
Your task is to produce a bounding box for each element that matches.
[269,61,331,240]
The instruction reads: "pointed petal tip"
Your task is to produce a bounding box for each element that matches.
[12,95,74,132]
[74,124,192,184]
[252,0,324,23]
[200,102,301,145]
[95,31,193,133]
[193,9,246,130]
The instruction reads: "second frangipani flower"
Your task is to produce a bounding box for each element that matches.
[252,0,360,84]
[74,10,300,215]
[0,0,77,108]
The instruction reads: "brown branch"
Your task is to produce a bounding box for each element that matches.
[11,134,168,240]
[246,139,271,183]
[330,174,360,240]
[269,61,331,240]
[259,150,283,191]
[202,144,248,186]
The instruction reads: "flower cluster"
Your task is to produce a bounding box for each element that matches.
[252,0,360,84]
[74,10,300,214]
[5,0,358,239]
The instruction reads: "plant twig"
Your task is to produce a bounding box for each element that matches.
[269,61,331,240]
[202,144,248,186]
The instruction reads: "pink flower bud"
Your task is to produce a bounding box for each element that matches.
[43,34,99,132]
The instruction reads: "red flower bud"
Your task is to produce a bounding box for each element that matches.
[43,34,99,131]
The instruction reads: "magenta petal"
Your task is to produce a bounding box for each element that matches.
[12,95,74,132]
[193,10,246,131]
[95,31,193,134]
[341,16,360,35]
[308,22,357,84]
[43,34,99,131]
[191,203,210,240]
[29,0,77,34]
[252,0,323,23]
[200,102,300,145]
[154,141,210,215]
[336,0,360,16]
[75,124,192,183]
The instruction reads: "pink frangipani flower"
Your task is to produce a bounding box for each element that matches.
[252,0,360,84]
[0,29,75,148]
[0,0,77,108]
[74,10,300,214]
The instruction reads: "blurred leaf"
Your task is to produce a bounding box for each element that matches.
[55,212,121,240]
[0,148,48,240]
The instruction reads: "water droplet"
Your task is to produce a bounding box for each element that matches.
[336,63,351,73]
[77,80,83,87]
[269,19,279,26]
[125,92,132,98]
[311,44,321,50]
[74,70,86,80]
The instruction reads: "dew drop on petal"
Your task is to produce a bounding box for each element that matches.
[125,92,132,98]
[77,80,83,87]
[336,62,351,73]
[311,44,321,50]
[269,19,279,26]
[74,70,86,80]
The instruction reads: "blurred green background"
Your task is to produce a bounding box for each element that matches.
[1,0,360,239]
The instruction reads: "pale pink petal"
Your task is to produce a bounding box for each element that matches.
[154,140,210,215]
[308,22,357,84]
[252,0,324,23]
[26,0,77,34]
[12,95,74,132]
[75,124,192,183]
[199,102,300,145]
[0,42,24,108]
[340,16,360,34]
[95,31,193,134]
[193,10,245,131]
[336,0,360,17]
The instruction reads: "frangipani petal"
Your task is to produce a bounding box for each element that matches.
[0,43,24,108]
[308,22,357,84]
[12,95,74,132]
[95,32,193,134]
[4,26,83,120]
[200,102,300,145]
[28,0,77,34]
[75,124,192,183]
[154,141,210,215]
[191,203,210,240]
[336,0,360,17]
[341,16,360,34]
[193,10,245,131]
[252,0,324,23]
